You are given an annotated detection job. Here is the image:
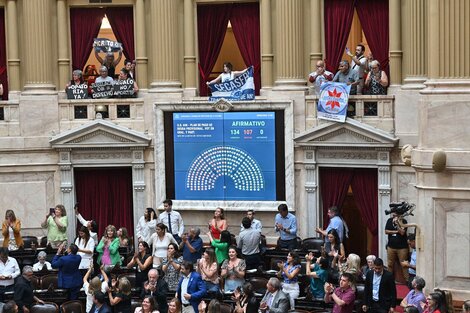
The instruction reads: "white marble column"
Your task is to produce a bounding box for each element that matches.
[274,0,306,90]
[22,0,56,92]
[6,0,20,94]
[183,0,197,95]
[304,156,318,237]
[149,0,182,92]
[377,150,391,260]
[132,148,146,248]
[57,0,70,89]
[58,150,77,242]
[135,0,148,89]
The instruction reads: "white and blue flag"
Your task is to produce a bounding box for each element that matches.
[317,82,351,122]
[208,66,255,102]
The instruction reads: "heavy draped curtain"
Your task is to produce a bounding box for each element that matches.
[230,3,261,95]
[105,7,135,61]
[197,4,232,96]
[350,168,379,255]
[355,0,390,81]
[70,7,135,71]
[324,0,389,78]
[324,0,356,73]
[0,9,8,100]
[74,168,134,238]
[319,168,354,227]
[320,167,379,255]
[70,8,104,71]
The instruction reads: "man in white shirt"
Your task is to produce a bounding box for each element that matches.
[158,199,184,243]
[177,261,206,313]
[0,248,20,301]
[240,209,262,232]
[346,44,368,94]
[238,217,261,270]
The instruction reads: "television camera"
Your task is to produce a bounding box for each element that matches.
[385,201,415,217]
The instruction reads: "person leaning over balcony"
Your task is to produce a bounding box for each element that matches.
[206,62,248,85]
[365,60,388,95]
[332,60,360,95]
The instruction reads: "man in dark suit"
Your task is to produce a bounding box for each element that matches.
[363,258,396,313]
[89,291,111,313]
[177,261,206,313]
[14,266,45,313]
[51,243,82,300]
[141,269,169,313]
[259,277,290,313]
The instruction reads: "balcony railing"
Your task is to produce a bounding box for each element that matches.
[58,98,146,133]
[305,94,395,133]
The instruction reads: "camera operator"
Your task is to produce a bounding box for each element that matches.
[385,211,409,281]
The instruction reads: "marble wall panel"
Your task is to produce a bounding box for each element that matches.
[434,199,470,290]
[0,181,48,229]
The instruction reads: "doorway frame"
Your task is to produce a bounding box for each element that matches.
[294,119,398,259]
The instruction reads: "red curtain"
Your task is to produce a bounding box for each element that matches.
[0,9,8,100]
[74,168,134,238]
[324,0,356,73]
[105,7,135,62]
[351,169,379,256]
[197,4,232,96]
[70,8,104,71]
[230,3,261,95]
[319,168,354,228]
[356,0,389,82]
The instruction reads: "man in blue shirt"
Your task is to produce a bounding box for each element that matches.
[316,206,345,243]
[274,204,298,250]
[180,227,203,265]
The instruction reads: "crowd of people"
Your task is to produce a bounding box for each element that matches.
[0,201,467,313]
[308,43,388,96]
[65,48,138,98]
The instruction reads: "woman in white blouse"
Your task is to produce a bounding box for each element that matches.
[136,207,157,244]
[149,223,177,266]
[75,226,95,269]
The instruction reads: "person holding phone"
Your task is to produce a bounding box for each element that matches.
[41,205,68,248]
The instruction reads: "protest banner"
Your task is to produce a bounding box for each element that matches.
[208,66,255,102]
[92,81,114,99]
[113,79,135,97]
[317,82,351,122]
[66,84,88,99]
[93,38,122,53]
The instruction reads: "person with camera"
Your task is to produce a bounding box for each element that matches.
[385,211,409,281]
[51,243,82,300]
[41,205,68,249]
